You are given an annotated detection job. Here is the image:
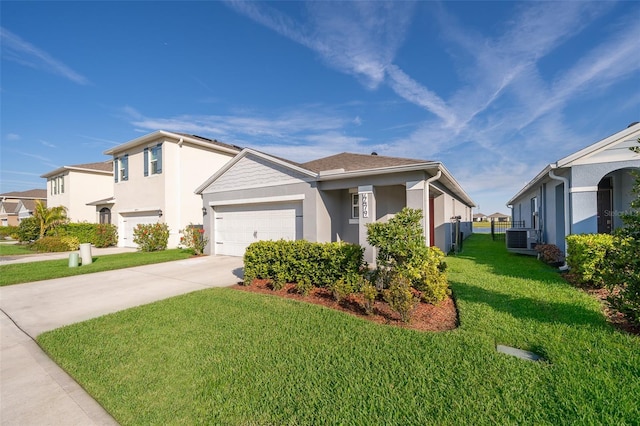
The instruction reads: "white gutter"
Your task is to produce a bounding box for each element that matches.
[424,170,442,247]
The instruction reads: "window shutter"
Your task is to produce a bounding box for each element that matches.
[156,143,162,173]
[144,148,149,177]
[114,158,119,183]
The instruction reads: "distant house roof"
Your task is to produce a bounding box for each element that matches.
[488,212,509,218]
[0,189,47,200]
[302,152,429,173]
[104,130,242,156]
[17,199,44,211]
[0,201,19,214]
[473,213,487,218]
[41,161,113,178]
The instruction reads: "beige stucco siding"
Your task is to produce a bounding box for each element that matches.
[48,171,112,223]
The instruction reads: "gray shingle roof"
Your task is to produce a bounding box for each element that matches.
[301,152,430,173]
[0,189,47,199]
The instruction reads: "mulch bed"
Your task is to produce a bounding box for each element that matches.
[232,279,458,332]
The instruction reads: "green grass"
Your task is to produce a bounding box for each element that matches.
[0,249,194,286]
[37,235,640,424]
[0,242,34,256]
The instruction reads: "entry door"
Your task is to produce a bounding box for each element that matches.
[597,177,613,234]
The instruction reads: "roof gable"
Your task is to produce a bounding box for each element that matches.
[0,189,47,200]
[104,130,241,156]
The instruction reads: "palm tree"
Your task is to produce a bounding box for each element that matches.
[33,200,68,238]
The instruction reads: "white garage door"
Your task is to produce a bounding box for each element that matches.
[121,213,159,248]
[214,202,302,256]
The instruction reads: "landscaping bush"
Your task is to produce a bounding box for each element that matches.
[535,243,565,265]
[16,217,39,242]
[133,223,169,252]
[359,276,378,315]
[179,224,207,255]
[61,236,80,251]
[28,236,74,252]
[94,224,118,248]
[0,225,19,239]
[243,240,364,287]
[52,223,118,247]
[367,207,450,304]
[330,275,358,302]
[603,140,640,325]
[566,234,615,287]
[383,274,419,323]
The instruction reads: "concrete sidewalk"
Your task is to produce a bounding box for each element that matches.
[0,255,244,425]
[0,246,137,265]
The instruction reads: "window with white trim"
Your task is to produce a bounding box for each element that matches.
[351,193,359,219]
[115,155,128,182]
[144,143,162,176]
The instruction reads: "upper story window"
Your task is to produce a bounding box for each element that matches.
[144,143,163,176]
[50,175,64,195]
[114,155,129,182]
[531,197,538,229]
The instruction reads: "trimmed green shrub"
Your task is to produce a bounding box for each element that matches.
[566,234,615,287]
[330,275,357,302]
[17,217,39,242]
[61,236,80,251]
[52,223,118,247]
[243,240,364,287]
[133,223,169,252]
[0,225,19,239]
[383,274,419,323]
[94,224,118,248]
[28,236,73,252]
[366,208,450,304]
[359,276,378,315]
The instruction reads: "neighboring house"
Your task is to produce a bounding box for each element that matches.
[487,212,510,222]
[103,130,241,248]
[0,189,47,226]
[507,122,640,253]
[473,213,487,222]
[196,149,475,264]
[41,161,113,223]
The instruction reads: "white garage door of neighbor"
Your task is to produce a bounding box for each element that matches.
[121,213,159,248]
[214,202,302,256]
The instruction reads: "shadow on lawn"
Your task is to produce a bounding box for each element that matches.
[451,281,609,330]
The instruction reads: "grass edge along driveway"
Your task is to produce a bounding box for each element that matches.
[0,249,194,286]
[38,235,639,424]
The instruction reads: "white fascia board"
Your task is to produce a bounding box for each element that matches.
[437,164,476,207]
[556,123,640,168]
[118,207,162,214]
[316,162,440,181]
[104,130,239,156]
[195,148,316,194]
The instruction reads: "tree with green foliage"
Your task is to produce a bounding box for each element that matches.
[33,200,68,239]
[604,138,640,325]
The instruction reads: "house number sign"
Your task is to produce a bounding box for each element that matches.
[362,193,369,218]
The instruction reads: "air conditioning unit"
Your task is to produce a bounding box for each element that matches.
[506,228,539,251]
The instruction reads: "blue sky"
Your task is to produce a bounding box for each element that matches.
[1,1,639,215]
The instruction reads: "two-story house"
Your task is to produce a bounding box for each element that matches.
[103,130,241,248]
[41,162,113,223]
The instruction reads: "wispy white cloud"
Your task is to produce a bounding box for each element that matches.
[2,170,42,177]
[123,105,367,159]
[5,133,20,141]
[39,140,56,148]
[0,27,90,85]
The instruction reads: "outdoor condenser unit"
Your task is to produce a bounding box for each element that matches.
[505,228,538,251]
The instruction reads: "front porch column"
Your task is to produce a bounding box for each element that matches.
[358,185,377,266]
[406,180,427,244]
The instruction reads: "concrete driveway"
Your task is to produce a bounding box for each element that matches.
[0,255,244,425]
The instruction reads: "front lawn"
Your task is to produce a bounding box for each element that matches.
[0,249,194,286]
[0,242,34,256]
[38,235,639,424]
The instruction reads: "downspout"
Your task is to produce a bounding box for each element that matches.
[424,169,442,247]
[548,169,570,269]
[177,138,183,238]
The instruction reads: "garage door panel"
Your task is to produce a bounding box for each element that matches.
[214,202,302,257]
[121,213,159,248]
